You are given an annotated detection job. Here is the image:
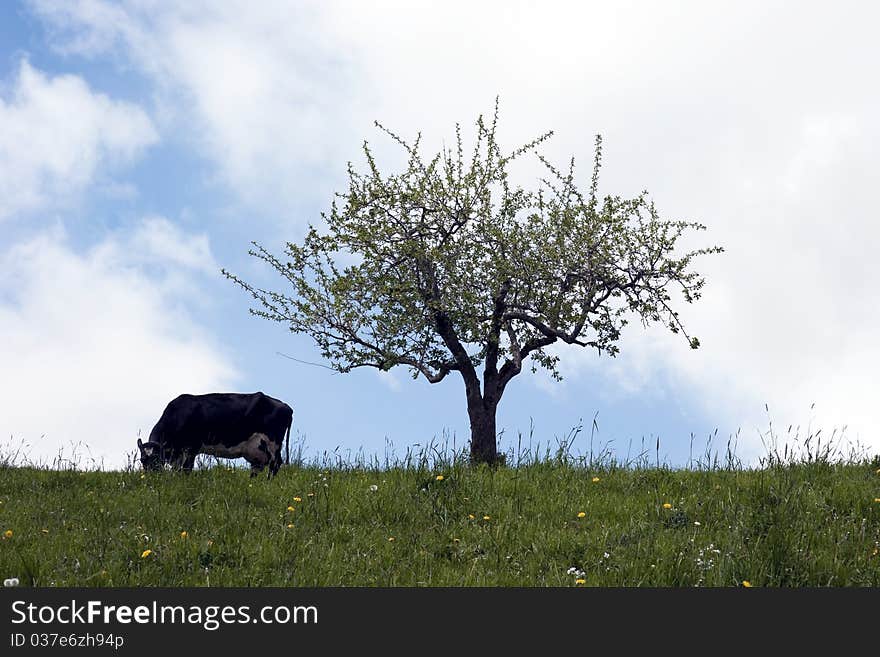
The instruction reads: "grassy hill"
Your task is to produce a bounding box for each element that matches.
[2,458,880,586]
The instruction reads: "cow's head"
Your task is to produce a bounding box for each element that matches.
[137,438,163,471]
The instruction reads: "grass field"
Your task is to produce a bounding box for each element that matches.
[3,449,880,587]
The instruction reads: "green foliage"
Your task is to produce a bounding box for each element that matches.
[224,101,722,387]
[2,461,880,586]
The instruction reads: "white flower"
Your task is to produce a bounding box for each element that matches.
[4,578,19,587]
[693,521,701,526]
[369,484,378,492]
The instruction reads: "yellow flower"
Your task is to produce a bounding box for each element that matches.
[3,530,12,539]
[742,580,752,588]
[388,536,395,542]
[453,538,460,544]
[483,515,491,521]
[874,498,880,503]
[287,505,295,512]
[287,523,294,529]
[307,492,315,497]
[875,468,880,475]
[293,496,302,502]
[435,475,444,481]
[41,529,49,534]
[468,514,475,520]
[577,512,586,518]
[575,578,586,585]
[180,531,188,539]
[140,474,145,479]
[592,477,600,483]
[662,503,673,509]
[140,549,152,559]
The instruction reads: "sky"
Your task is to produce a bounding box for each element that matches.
[1,1,878,469]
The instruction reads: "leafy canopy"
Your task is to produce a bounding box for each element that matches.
[225,103,722,392]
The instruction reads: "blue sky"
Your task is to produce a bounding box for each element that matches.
[2,1,878,469]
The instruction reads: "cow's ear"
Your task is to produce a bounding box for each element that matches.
[137,438,143,450]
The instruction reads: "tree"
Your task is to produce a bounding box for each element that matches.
[223,102,723,465]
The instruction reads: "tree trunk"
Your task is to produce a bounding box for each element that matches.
[467,391,499,465]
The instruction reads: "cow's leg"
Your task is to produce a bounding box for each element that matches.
[257,438,274,479]
[268,439,283,477]
[168,449,186,471]
[182,452,196,472]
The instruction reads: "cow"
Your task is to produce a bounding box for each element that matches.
[137,392,293,477]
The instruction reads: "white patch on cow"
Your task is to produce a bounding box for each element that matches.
[201,433,271,465]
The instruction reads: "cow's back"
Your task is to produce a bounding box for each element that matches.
[152,392,290,444]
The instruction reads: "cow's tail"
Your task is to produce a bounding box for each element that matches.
[284,411,293,466]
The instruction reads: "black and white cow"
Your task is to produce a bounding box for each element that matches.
[137,392,293,477]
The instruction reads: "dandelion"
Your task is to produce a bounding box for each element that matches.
[662,503,673,510]
[453,538,460,544]
[742,580,752,588]
[388,537,395,542]
[140,474,145,479]
[874,498,880,503]
[287,505,295,512]
[483,515,491,521]
[286,524,294,529]
[180,531,188,539]
[293,497,302,502]
[577,512,586,519]
[468,514,475,520]
[3,530,11,539]
[3,578,19,587]
[41,529,49,534]
[435,475,445,481]
[575,579,586,586]
[592,477,600,483]
[369,485,378,492]
[307,492,315,497]
[140,549,153,559]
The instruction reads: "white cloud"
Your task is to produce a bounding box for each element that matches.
[541,109,880,460]
[30,0,361,210]
[0,222,237,469]
[28,1,880,460]
[0,60,157,220]
[125,215,219,275]
[376,369,402,392]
